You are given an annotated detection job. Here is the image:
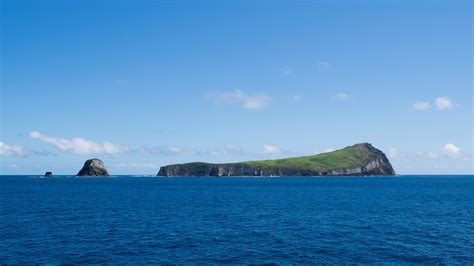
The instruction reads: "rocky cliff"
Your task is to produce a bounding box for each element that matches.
[77,158,110,176]
[157,143,396,177]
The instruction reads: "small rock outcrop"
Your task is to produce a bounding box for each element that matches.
[44,171,53,177]
[77,158,110,176]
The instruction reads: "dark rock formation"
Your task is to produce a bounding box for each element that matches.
[157,143,396,177]
[77,158,110,176]
[44,171,53,177]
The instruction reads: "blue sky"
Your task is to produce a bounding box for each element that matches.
[1,0,472,174]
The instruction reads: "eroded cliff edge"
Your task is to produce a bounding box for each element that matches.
[157,143,396,177]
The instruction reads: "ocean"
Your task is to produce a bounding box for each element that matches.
[1,175,473,264]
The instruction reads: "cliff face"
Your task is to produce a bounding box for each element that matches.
[157,143,396,177]
[77,158,110,176]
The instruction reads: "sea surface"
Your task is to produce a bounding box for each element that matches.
[0,175,473,264]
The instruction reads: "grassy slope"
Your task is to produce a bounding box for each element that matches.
[180,143,382,172]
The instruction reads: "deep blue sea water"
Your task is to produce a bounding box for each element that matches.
[0,175,473,264]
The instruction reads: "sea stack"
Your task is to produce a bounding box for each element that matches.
[44,171,53,177]
[77,158,110,176]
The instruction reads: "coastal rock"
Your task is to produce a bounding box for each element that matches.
[157,143,396,177]
[44,171,53,177]
[77,158,110,176]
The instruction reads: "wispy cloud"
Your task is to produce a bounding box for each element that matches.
[30,131,128,155]
[205,144,244,157]
[139,144,245,157]
[332,92,350,102]
[428,152,438,159]
[435,97,453,110]
[262,144,281,155]
[8,164,19,169]
[141,143,298,159]
[0,141,54,157]
[0,141,30,156]
[413,101,431,111]
[442,143,461,158]
[413,96,454,111]
[415,143,464,160]
[206,90,271,110]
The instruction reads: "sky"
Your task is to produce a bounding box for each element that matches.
[1,0,472,175]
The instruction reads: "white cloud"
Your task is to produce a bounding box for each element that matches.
[207,90,271,110]
[222,144,242,155]
[140,144,244,157]
[332,92,350,102]
[0,141,30,156]
[388,148,400,158]
[0,141,54,157]
[207,149,223,156]
[30,131,127,155]
[263,144,281,155]
[243,95,270,109]
[442,143,461,158]
[168,146,183,154]
[413,101,431,111]
[418,151,439,159]
[435,97,453,110]
[413,97,454,111]
[204,145,244,157]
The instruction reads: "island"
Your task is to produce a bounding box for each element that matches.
[157,143,396,177]
[44,171,53,177]
[77,158,110,177]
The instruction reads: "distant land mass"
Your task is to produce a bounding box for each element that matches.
[157,143,396,177]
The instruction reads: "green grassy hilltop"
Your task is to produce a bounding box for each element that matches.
[240,143,380,172]
[158,143,396,176]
